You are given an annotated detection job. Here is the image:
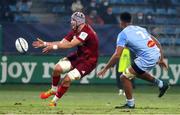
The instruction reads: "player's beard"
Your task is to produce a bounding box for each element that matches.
[71,20,78,31]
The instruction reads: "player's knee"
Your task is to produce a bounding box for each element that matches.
[57,57,71,73]
[53,65,63,76]
[120,74,127,82]
[122,68,136,80]
[120,74,124,80]
[67,68,81,81]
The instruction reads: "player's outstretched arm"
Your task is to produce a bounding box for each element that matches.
[32,38,48,48]
[32,38,61,53]
[56,37,82,49]
[42,37,82,53]
[32,37,82,53]
[97,46,124,77]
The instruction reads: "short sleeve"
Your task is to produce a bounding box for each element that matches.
[64,31,74,41]
[116,31,127,47]
[76,31,88,42]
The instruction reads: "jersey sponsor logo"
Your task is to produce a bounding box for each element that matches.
[79,32,88,40]
[147,40,156,47]
[81,71,86,74]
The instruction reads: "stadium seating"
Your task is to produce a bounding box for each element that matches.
[52,5,66,14]
[14,14,39,23]
[18,3,30,13]
[171,0,180,5]
[45,0,64,4]
[9,5,17,12]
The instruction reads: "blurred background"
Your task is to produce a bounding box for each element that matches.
[0,0,180,85]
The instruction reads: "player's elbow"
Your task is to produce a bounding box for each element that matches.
[114,53,120,59]
[68,44,76,48]
[155,42,161,48]
[65,45,73,48]
[157,42,161,46]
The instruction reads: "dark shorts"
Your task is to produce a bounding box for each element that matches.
[67,52,97,78]
[71,60,96,78]
[67,56,96,78]
[131,62,145,75]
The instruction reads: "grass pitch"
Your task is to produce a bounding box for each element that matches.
[0,84,179,114]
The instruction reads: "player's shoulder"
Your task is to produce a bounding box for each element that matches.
[124,25,146,33]
[124,25,136,32]
[85,24,96,32]
[78,25,89,35]
[117,25,138,39]
[77,24,96,41]
[82,24,97,37]
[118,30,127,39]
[119,26,133,36]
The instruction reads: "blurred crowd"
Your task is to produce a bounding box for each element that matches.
[0,0,32,22]
[0,0,178,25]
[70,0,118,25]
[0,0,119,24]
[66,0,158,25]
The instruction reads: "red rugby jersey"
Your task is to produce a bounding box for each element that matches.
[64,24,99,64]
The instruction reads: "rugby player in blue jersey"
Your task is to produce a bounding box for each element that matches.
[98,12,169,109]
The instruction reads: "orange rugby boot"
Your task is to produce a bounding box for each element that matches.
[48,100,57,107]
[40,89,56,99]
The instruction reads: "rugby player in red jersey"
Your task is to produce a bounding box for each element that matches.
[32,12,99,107]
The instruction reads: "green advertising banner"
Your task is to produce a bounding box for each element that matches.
[0,55,180,85]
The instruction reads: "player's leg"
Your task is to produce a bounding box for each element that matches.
[131,79,136,89]
[132,61,169,97]
[49,62,95,106]
[115,67,136,109]
[138,72,169,97]
[49,68,81,106]
[40,57,72,99]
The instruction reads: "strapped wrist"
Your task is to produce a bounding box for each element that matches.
[53,45,58,50]
[43,42,47,46]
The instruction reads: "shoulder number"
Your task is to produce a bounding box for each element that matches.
[136,31,146,39]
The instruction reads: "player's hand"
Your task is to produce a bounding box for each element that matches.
[42,45,53,53]
[32,38,46,48]
[158,59,168,71]
[97,68,108,78]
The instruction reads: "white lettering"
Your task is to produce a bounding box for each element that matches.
[0,56,7,83]
[96,63,110,79]
[150,65,161,79]
[21,63,37,83]
[8,62,22,78]
[42,63,55,78]
[169,64,180,85]
[110,66,116,79]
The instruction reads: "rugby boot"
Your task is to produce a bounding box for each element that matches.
[158,81,169,98]
[115,103,135,109]
[48,100,57,107]
[40,89,56,99]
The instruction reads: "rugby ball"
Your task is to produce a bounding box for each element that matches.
[15,37,29,53]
